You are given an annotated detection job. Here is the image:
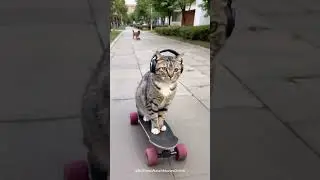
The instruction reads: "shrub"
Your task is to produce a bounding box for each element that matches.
[132,24,169,30]
[154,25,209,41]
[155,26,180,36]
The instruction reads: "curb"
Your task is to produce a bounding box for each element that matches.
[110,30,124,49]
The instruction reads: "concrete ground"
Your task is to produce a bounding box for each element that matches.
[212,0,320,179]
[0,0,107,180]
[110,28,210,180]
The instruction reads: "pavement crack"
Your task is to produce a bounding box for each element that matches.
[0,114,80,124]
[179,82,210,111]
[167,159,177,180]
[220,62,320,159]
[133,42,144,78]
[290,32,320,49]
[286,74,320,82]
[86,0,107,50]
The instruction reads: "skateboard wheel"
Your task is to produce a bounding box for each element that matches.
[145,146,158,166]
[175,144,187,161]
[130,112,139,125]
[64,160,90,180]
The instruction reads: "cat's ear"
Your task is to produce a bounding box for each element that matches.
[155,50,163,59]
[176,52,184,62]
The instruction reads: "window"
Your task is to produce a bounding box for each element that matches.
[172,12,181,22]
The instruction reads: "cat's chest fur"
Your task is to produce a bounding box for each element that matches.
[154,81,176,108]
[159,85,173,96]
[156,82,175,97]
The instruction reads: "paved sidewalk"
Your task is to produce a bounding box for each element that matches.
[110,28,210,180]
[212,1,320,179]
[0,0,107,179]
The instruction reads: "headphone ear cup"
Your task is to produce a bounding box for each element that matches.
[150,56,156,73]
[225,4,235,38]
[180,64,184,73]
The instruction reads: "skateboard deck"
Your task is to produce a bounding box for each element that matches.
[138,119,178,150]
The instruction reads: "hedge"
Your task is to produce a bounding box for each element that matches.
[132,24,169,30]
[154,25,210,41]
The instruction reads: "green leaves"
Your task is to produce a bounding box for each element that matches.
[199,0,209,16]
[155,25,210,41]
[174,0,195,10]
[133,0,209,25]
[134,0,152,21]
[111,0,128,17]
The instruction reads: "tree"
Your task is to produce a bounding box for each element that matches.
[151,0,177,25]
[111,0,128,28]
[199,0,209,17]
[134,0,153,23]
[174,0,195,26]
[127,12,135,24]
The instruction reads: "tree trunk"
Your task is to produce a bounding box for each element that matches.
[116,17,119,28]
[168,11,172,25]
[210,0,227,93]
[181,8,186,26]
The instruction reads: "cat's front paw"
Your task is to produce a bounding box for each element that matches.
[151,128,160,135]
[161,125,167,131]
[143,116,149,122]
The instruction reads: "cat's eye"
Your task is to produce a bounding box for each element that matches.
[174,68,179,72]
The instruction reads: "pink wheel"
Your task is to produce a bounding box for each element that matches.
[145,146,158,166]
[175,144,187,161]
[64,160,90,180]
[130,112,139,125]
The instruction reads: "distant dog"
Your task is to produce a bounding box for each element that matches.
[132,30,141,40]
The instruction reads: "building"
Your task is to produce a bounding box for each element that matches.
[171,0,209,26]
[126,4,136,14]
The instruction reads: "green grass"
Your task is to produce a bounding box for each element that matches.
[110,30,121,42]
[153,32,209,49]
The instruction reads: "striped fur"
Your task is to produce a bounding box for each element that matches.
[135,51,184,134]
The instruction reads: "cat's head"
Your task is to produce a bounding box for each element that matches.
[153,50,184,82]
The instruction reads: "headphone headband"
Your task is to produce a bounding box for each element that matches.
[158,49,180,56]
[150,49,183,73]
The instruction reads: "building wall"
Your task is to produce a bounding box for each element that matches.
[126,4,136,14]
[193,0,210,26]
[170,0,209,26]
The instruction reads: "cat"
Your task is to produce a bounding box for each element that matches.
[132,30,141,40]
[135,51,184,135]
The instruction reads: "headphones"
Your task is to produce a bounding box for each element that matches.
[150,49,183,74]
[225,0,236,38]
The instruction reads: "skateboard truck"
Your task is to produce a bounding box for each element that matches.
[158,149,175,158]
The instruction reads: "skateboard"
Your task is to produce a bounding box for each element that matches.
[130,112,188,166]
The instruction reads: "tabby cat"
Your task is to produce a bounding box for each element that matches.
[135,51,184,135]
